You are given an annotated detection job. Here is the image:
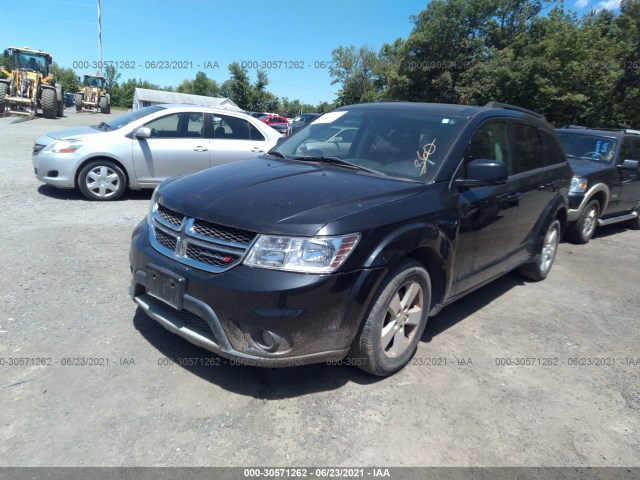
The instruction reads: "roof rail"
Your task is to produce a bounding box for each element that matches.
[483,101,545,119]
[376,98,404,102]
[560,126,640,135]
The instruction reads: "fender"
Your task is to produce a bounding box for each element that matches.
[568,183,610,222]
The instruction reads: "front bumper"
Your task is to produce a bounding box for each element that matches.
[32,152,80,188]
[129,221,385,367]
[567,193,586,222]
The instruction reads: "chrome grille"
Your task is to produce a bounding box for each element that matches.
[155,229,178,251]
[150,203,257,273]
[192,220,255,245]
[157,204,184,229]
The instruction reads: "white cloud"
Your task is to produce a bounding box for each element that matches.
[597,0,621,9]
[575,0,589,8]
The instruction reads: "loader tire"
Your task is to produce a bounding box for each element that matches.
[75,93,83,112]
[56,85,64,117]
[0,81,7,114]
[99,95,110,114]
[42,88,58,119]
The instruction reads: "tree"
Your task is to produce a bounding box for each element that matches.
[329,45,380,106]
[104,64,121,95]
[226,62,253,110]
[177,71,219,96]
[51,63,79,93]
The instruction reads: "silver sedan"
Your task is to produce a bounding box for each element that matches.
[32,104,282,200]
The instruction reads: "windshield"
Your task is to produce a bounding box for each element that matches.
[13,51,49,74]
[84,76,106,89]
[272,108,467,182]
[101,105,166,130]
[556,132,618,163]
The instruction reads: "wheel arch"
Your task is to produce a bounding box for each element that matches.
[75,156,130,189]
[362,222,453,314]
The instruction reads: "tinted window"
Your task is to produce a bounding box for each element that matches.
[464,122,511,175]
[620,138,634,161]
[539,130,566,166]
[512,123,545,174]
[632,138,640,160]
[249,122,265,141]
[211,114,252,140]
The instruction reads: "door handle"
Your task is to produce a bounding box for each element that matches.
[506,192,522,204]
[251,147,264,153]
[193,146,208,152]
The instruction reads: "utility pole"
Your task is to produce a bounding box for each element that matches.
[98,0,102,75]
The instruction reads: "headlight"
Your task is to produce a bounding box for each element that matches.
[570,176,588,193]
[146,186,160,226]
[51,140,81,153]
[243,233,360,273]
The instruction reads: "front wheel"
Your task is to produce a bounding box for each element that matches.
[566,199,599,244]
[41,88,58,119]
[77,160,126,201]
[350,259,431,376]
[0,80,8,114]
[518,219,561,281]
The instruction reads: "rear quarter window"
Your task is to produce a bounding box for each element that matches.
[540,130,566,166]
[512,123,546,174]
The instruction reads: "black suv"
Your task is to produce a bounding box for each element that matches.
[556,127,640,243]
[129,101,570,376]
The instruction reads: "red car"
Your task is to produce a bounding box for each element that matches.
[259,114,291,136]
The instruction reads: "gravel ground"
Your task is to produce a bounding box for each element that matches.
[0,109,638,469]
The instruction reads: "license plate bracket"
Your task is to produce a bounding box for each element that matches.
[146,264,186,310]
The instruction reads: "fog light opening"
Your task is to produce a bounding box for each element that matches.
[253,329,281,353]
[47,170,59,178]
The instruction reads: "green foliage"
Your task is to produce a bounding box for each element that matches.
[51,63,79,93]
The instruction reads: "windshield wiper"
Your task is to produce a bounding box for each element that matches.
[97,121,112,130]
[266,150,287,159]
[294,156,385,175]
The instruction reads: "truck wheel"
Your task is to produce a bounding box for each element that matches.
[75,93,83,112]
[99,96,110,114]
[626,209,640,230]
[78,160,126,201]
[565,200,599,244]
[0,81,7,114]
[518,219,561,281]
[56,85,64,117]
[41,88,58,119]
[350,259,431,376]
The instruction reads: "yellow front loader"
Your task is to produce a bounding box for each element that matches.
[0,46,64,119]
[75,74,110,113]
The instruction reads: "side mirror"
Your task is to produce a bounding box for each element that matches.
[135,127,151,139]
[618,159,639,170]
[455,159,508,188]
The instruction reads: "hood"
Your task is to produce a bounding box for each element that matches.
[34,126,108,146]
[157,157,424,236]
[567,157,612,177]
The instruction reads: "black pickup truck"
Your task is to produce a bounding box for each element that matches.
[556,127,640,243]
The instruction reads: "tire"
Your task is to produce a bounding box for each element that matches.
[350,259,431,376]
[56,84,64,117]
[565,199,599,244]
[41,88,58,119]
[0,80,7,114]
[75,93,83,112]
[77,160,127,201]
[626,209,640,230]
[99,95,110,114]
[518,219,561,282]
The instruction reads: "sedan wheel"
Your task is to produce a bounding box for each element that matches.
[351,259,431,376]
[78,160,126,201]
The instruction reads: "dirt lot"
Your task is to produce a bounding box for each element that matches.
[0,110,638,469]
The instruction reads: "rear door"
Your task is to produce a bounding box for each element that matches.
[131,111,209,184]
[208,113,271,165]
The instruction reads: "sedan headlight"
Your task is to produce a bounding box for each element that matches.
[570,176,588,193]
[51,140,82,153]
[244,233,360,273]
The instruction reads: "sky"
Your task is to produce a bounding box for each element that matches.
[1,0,622,106]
